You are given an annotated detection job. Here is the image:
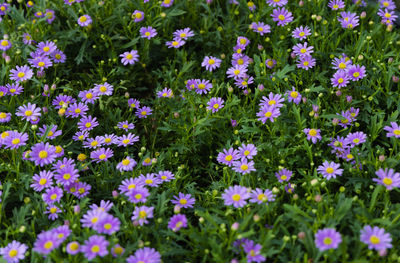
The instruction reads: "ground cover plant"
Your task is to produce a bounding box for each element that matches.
[0,0,400,262]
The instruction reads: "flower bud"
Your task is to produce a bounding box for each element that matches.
[231,222,239,231]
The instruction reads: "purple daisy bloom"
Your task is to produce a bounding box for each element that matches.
[271,7,293,26]
[384,122,400,138]
[286,87,302,104]
[16,103,41,122]
[259,92,284,108]
[201,56,222,72]
[3,131,28,149]
[292,25,311,40]
[331,70,349,88]
[116,133,139,147]
[117,121,135,131]
[66,241,81,255]
[207,97,224,113]
[126,247,161,263]
[195,79,212,94]
[168,214,188,232]
[233,160,256,174]
[171,193,195,209]
[249,188,275,204]
[140,26,157,39]
[293,42,314,58]
[28,55,53,69]
[132,206,154,226]
[81,210,107,228]
[328,0,345,10]
[0,240,28,263]
[157,170,175,182]
[42,186,63,204]
[0,39,11,51]
[90,147,113,163]
[166,38,185,48]
[217,148,240,166]
[81,235,109,260]
[38,125,62,140]
[347,64,366,81]
[6,83,24,96]
[83,136,105,149]
[373,168,400,190]
[317,161,343,180]
[23,33,33,45]
[73,131,89,141]
[30,142,57,167]
[232,54,250,67]
[128,98,140,109]
[116,157,137,172]
[66,102,89,118]
[95,214,121,235]
[222,185,250,208]
[250,22,271,35]
[78,89,99,104]
[345,131,367,146]
[234,76,254,89]
[138,173,161,187]
[132,10,144,22]
[51,49,67,63]
[360,226,392,251]
[31,170,53,192]
[257,105,280,123]
[136,106,152,118]
[380,0,396,10]
[297,55,316,70]
[78,115,99,131]
[120,50,139,65]
[37,41,57,56]
[127,186,150,203]
[157,87,173,98]
[304,128,322,144]
[237,36,250,47]
[275,168,293,182]
[173,28,194,40]
[78,15,92,27]
[332,57,352,71]
[94,82,113,96]
[243,240,266,263]
[338,11,359,29]
[89,200,114,213]
[119,178,145,194]
[33,231,61,255]
[52,94,76,109]
[103,134,117,145]
[226,65,248,80]
[54,166,79,186]
[0,111,11,123]
[44,205,62,220]
[266,0,287,7]
[378,8,398,25]
[315,228,342,251]
[112,244,125,257]
[238,143,257,160]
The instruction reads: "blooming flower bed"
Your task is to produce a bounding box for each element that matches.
[0,0,400,262]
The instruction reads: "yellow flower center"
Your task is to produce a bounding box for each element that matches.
[105,138,111,143]
[300,48,306,53]
[326,167,334,174]
[17,72,26,78]
[63,173,71,180]
[257,27,263,32]
[44,241,53,250]
[39,150,48,159]
[39,178,47,185]
[233,69,240,75]
[91,141,98,147]
[172,41,179,46]
[213,103,219,109]
[278,15,285,21]
[1,40,8,46]
[339,62,346,69]
[241,81,247,86]
[126,54,133,60]
[99,154,107,160]
[38,62,45,67]
[43,46,50,52]
[50,194,57,200]
[333,4,339,8]
[91,245,100,253]
[139,211,147,218]
[25,110,33,116]
[144,157,151,163]
[141,111,147,116]
[353,72,360,78]
[290,91,298,98]
[353,138,360,144]
[122,139,130,144]
[135,193,142,199]
[264,111,272,118]
[299,32,305,36]
[55,54,61,59]
[86,93,93,99]
[12,138,20,145]
[85,122,92,128]
[370,235,380,244]
[323,237,332,245]
[128,184,136,190]
[225,155,233,161]
[208,59,215,65]
[179,199,187,205]
[232,194,241,201]
[257,194,266,201]
[145,179,153,184]
[180,33,186,38]
[8,249,18,258]
[198,84,205,90]
[50,207,58,213]
[383,177,393,185]
[281,175,287,180]
[145,32,151,36]
[122,159,130,166]
[114,246,123,255]
[393,129,400,135]
[346,154,354,160]
[303,61,309,66]
[104,223,112,230]
[70,243,79,251]
[91,217,98,223]
[338,78,344,84]
[135,12,142,19]
[0,112,5,119]
[47,131,54,137]
[100,86,107,92]
[241,164,249,171]
[308,129,317,136]
[79,16,87,23]
[1,131,9,139]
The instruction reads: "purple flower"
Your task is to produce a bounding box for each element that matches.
[161,0,174,7]
[0,111,11,123]
[315,228,342,251]
[195,79,212,94]
[250,22,271,35]
[111,244,125,257]
[293,42,314,58]
[23,33,33,45]
[78,115,99,131]
[95,214,121,235]
[94,82,113,96]
[127,186,150,203]
[383,122,400,138]
[380,0,396,10]
[128,98,140,109]
[0,240,28,263]
[266,0,287,7]
[271,7,293,26]
[140,26,157,39]
[66,102,88,118]
[207,97,224,113]
[0,39,11,51]
[90,148,113,163]
[173,28,194,40]
[338,12,359,29]
[157,87,173,98]
[78,15,92,27]
[38,125,62,140]
[233,159,256,175]
[297,55,316,70]
[257,105,280,123]
[345,131,367,146]
[328,0,345,10]
[51,49,66,63]
[347,64,366,81]
[116,156,137,172]
[332,57,352,71]
[243,240,266,263]
[304,128,322,144]
[83,136,105,149]
[168,214,187,232]
[6,83,24,96]
[126,247,161,263]
[120,50,139,65]
[373,168,400,190]
[30,142,57,167]
[79,89,99,104]
[249,188,275,204]
[292,25,311,40]
[157,170,175,182]
[53,94,76,109]
[238,143,257,160]
[66,242,81,255]
[378,8,398,25]
[44,205,62,220]
[275,168,293,182]
[54,166,79,186]
[136,106,152,118]
[286,87,302,104]
[331,70,349,88]
[217,148,240,166]
[31,170,54,192]
[171,193,195,208]
[33,231,61,255]
[166,38,185,48]
[259,92,284,108]
[89,200,114,213]
[226,65,248,80]
[237,36,250,47]
[3,131,28,149]
[116,133,139,147]
[42,186,63,204]
[16,103,41,122]
[222,185,250,208]
[119,178,145,194]
[81,210,107,228]
[132,206,154,225]
[81,235,109,260]
[360,226,392,251]
[201,56,222,72]
[234,76,254,89]
[132,10,144,22]
[28,55,53,69]
[317,161,343,180]
[37,41,57,56]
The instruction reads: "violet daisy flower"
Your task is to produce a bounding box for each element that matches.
[328,0,345,10]
[90,148,113,163]
[126,247,161,263]
[360,226,392,251]
[226,65,248,80]
[275,168,293,182]
[383,122,400,138]
[23,33,33,45]
[347,64,366,81]
[66,102,88,118]
[78,89,99,104]
[31,170,54,192]
[265,58,277,69]
[332,57,352,71]
[54,166,79,186]
[338,12,359,29]
[116,157,137,172]
[136,106,152,118]
[297,55,316,70]
[77,15,92,27]
[271,7,293,26]
[30,142,57,167]
[81,235,109,260]
[259,92,284,108]
[317,161,343,180]
[166,38,185,48]
[232,54,250,67]
[373,168,400,190]
[140,26,157,39]
[83,136,105,149]
[380,0,396,10]
[127,186,150,203]
[0,3,10,15]
[28,55,53,69]
[78,115,99,131]
[37,41,57,56]
[53,94,76,109]
[95,214,121,235]
[117,133,139,147]
[173,28,195,40]
[195,79,212,94]
[222,185,250,208]
[138,173,161,187]
[33,231,61,255]
[0,240,28,263]
[157,87,173,98]
[66,242,81,255]
[157,170,175,182]
[0,39,11,51]
[250,22,271,35]
[112,244,125,257]
[132,206,154,226]
[345,131,367,146]
[16,103,41,122]
[247,1,256,11]
[292,25,311,40]
[237,36,250,47]
[132,10,144,22]
[234,76,254,89]
[331,70,349,88]
[249,188,275,204]
[171,193,195,209]
[286,87,302,104]
[43,186,63,204]
[120,50,139,65]
[201,56,222,72]
[293,42,314,58]
[38,125,62,139]
[266,0,287,7]
[103,134,117,145]
[6,83,24,96]
[128,98,140,109]
[238,143,257,160]
[303,128,322,144]
[315,228,342,251]
[51,49,67,63]
[207,97,224,113]
[217,148,240,166]
[72,182,91,198]
[73,130,89,141]
[257,105,280,123]
[89,200,114,213]
[44,205,62,220]
[378,8,398,25]
[3,131,28,149]
[94,82,113,96]
[168,214,187,232]
[81,210,107,228]
[0,111,11,123]
[117,121,135,131]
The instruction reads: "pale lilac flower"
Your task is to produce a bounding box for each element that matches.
[373,168,400,190]
[207,97,224,113]
[360,226,392,251]
[222,185,250,208]
[292,25,311,40]
[77,15,92,27]
[303,128,322,144]
[384,122,400,138]
[315,228,342,251]
[271,7,293,26]
[120,50,139,65]
[317,161,343,180]
[201,56,221,72]
[140,26,157,39]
